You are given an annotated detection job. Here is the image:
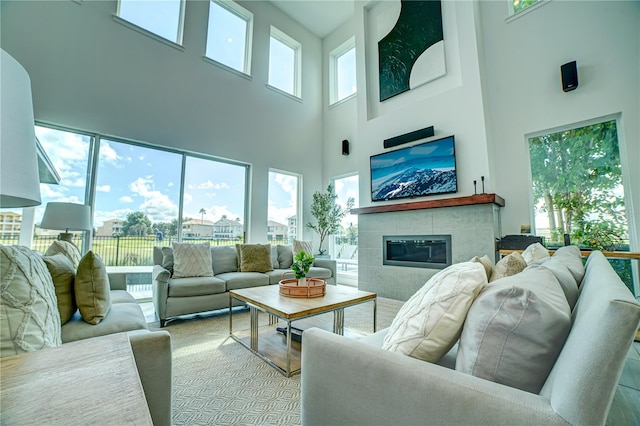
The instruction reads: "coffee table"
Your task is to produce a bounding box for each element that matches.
[229,285,377,377]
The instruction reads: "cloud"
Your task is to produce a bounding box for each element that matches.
[93,208,133,228]
[275,173,297,194]
[267,199,296,225]
[99,141,120,164]
[168,182,174,187]
[119,196,134,203]
[183,193,193,204]
[96,185,111,192]
[129,176,179,222]
[197,180,230,190]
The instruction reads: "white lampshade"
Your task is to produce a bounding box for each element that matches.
[40,202,92,232]
[0,49,41,208]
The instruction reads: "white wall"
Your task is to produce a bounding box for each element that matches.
[479,1,639,244]
[0,0,324,243]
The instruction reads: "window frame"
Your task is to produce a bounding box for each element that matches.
[507,0,548,21]
[268,26,302,99]
[329,37,357,106]
[204,0,254,76]
[115,0,186,48]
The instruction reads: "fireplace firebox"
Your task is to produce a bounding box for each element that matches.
[383,235,452,269]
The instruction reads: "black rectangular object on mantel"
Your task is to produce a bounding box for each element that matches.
[498,235,544,250]
[383,126,435,149]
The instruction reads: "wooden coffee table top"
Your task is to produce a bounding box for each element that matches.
[230,285,376,320]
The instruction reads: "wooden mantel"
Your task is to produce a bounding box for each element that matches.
[351,193,505,215]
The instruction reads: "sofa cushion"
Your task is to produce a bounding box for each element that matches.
[110,289,138,304]
[266,269,293,285]
[75,251,111,325]
[277,245,294,269]
[456,266,571,394]
[45,240,82,269]
[293,239,313,255]
[239,244,273,273]
[522,242,550,264]
[43,253,77,324]
[470,255,493,281]
[61,299,148,343]
[382,261,487,363]
[216,272,269,291]
[211,245,238,274]
[552,245,585,285]
[306,266,332,280]
[168,276,226,297]
[172,242,213,278]
[490,251,527,282]
[0,245,62,357]
[534,256,579,309]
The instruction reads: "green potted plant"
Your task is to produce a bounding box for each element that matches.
[306,184,354,256]
[291,250,315,286]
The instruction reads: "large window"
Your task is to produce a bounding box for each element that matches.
[332,174,358,286]
[268,170,300,244]
[528,118,636,293]
[205,0,253,74]
[117,0,185,45]
[510,0,541,15]
[268,26,301,98]
[330,38,357,105]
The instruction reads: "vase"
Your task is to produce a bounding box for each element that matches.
[298,277,307,286]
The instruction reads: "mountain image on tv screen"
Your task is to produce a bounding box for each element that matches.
[370,136,457,201]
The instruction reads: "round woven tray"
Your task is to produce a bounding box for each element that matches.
[279,278,326,298]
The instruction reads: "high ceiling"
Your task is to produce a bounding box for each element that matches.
[268,0,354,38]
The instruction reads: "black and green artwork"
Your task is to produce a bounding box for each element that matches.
[378,0,445,101]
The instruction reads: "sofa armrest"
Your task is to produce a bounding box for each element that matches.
[128,330,172,426]
[152,265,170,326]
[107,272,127,291]
[312,259,336,284]
[301,328,568,426]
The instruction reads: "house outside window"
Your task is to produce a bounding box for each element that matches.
[268,26,301,98]
[330,38,356,105]
[268,170,300,244]
[205,0,253,75]
[117,0,185,45]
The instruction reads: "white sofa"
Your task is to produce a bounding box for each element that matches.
[301,249,640,425]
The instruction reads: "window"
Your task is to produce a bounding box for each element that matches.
[268,170,300,244]
[510,0,541,15]
[528,118,636,294]
[205,0,253,74]
[332,174,358,286]
[117,0,185,45]
[268,27,301,98]
[330,38,357,105]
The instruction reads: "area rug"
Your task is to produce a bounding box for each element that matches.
[150,296,404,425]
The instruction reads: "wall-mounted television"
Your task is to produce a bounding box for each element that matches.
[370,135,457,202]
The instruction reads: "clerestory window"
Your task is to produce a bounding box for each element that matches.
[268,26,301,98]
[330,38,357,105]
[116,0,185,45]
[205,0,253,75]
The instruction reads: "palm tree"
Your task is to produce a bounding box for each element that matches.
[199,208,206,224]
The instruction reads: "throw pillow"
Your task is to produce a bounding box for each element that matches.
[43,253,77,324]
[270,245,280,269]
[382,262,487,363]
[172,242,214,278]
[456,266,571,394]
[160,246,174,275]
[211,245,238,274]
[277,245,294,269]
[239,244,273,273]
[489,251,527,282]
[293,240,313,256]
[0,245,62,357]
[534,256,579,309]
[45,240,82,270]
[521,242,550,265]
[470,255,493,281]
[552,245,585,285]
[75,251,111,325]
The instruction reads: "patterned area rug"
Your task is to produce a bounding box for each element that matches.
[151,295,404,425]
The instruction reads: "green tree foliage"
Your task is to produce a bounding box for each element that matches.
[306,184,355,255]
[529,120,627,250]
[513,0,539,13]
[122,211,152,236]
[154,219,178,237]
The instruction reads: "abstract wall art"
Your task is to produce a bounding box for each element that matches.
[378,0,446,101]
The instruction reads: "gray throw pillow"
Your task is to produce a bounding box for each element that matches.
[277,245,294,269]
[160,246,174,275]
[456,266,571,394]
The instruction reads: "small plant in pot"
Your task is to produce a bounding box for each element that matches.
[291,250,315,286]
[306,184,354,256]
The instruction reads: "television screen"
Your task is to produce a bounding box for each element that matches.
[370,135,457,201]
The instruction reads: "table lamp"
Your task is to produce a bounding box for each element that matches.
[0,49,41,208]
[40,202,92,243]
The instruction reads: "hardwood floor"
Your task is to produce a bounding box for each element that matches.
[607,341,640,425]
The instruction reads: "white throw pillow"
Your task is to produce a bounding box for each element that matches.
[490,251,527,282]
[522,242,550,265]
[293,240,313,256]
[382,262,487,363]
[172,242,214,278]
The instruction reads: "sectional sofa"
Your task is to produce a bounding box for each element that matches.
[152,244,337,327]
[302,247,640,425]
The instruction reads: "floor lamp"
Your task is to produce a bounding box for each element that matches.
[40,202,92,244]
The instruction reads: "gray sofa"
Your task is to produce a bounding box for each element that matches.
[152,244,337,327]
[301,249,640,425]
